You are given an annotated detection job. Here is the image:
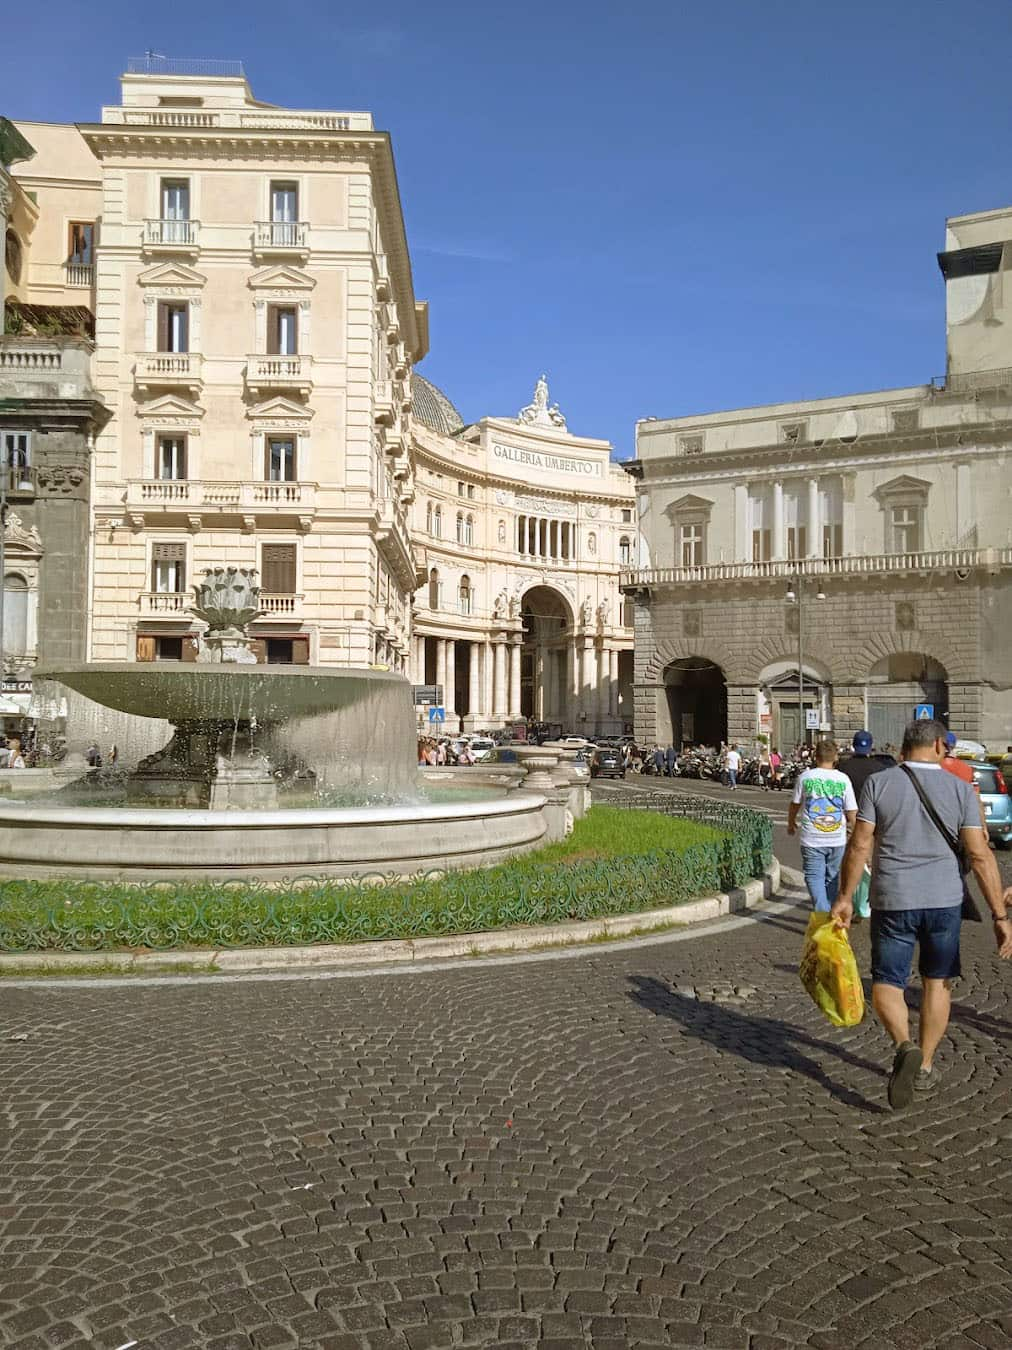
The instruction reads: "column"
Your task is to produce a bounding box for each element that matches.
[414,635,426,684]
[444,639,456,721]
[509,640,522,719]
[435,639,447,705]
[608,649,619,717]
[772,480,785,561]
[539,519,548,557]
[528,518,536,554]
[517,515,526,555]
[578,642,591,727]
[734,483,749,562]
[593,647,606,729]
[534,646,544,720]
[492,640,505,718]
[550,520,558,558]
[468,640,480,720]
[565,641,576,728]
[482,639,494,720]
[807,477,820,558]
[548,649,560,720]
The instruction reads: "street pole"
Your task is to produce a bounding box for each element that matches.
[0,461,6,692]
[797,571,804,747]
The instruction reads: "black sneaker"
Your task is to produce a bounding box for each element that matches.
[888,1041,923,1110]
[914,1066,941,1094]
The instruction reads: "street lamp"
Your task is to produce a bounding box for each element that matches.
[786,571,825,745]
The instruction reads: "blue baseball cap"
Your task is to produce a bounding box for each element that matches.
[946,731,958,749]
[852,731,873,752]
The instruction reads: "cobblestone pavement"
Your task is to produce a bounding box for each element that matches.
[3,885,1012,1348]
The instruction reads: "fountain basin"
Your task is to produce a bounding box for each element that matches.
[0,791,550,881]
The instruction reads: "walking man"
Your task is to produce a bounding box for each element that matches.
[725,743,741,790]
[788,739,857,911]
[832,719,1012,1110]
[665,743,677,778]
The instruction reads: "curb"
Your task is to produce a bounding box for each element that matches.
[0,858,783,976]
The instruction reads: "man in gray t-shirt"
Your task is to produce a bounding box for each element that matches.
[832,719,1012,1111]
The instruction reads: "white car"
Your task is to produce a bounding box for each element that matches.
[469,737,496,763]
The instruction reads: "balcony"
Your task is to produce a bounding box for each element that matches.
[258,593,302,617]
[125,479,316,524]
[140,592,189,615]
[135,352,203,394]
[620,548,1012,590]
[142,219,200,256]
[0,336,93,399]
[374,380,396,426]
[253,221,309,259]
[245,353,313,398]
[64,263,94,288]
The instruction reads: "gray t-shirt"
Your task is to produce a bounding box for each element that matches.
[857,762,980,911]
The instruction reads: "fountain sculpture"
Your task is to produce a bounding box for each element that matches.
[0,568,560,880]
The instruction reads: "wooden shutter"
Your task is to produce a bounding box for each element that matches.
[181,636,198,663]
[157,302,170,352]
[261,544,296,593]
[293,636,310,665]
[267,305,279,355]
[136,635,156,662]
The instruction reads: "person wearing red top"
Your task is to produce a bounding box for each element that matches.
[941,731,975,785]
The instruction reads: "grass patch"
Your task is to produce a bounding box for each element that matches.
[0,805,771,955]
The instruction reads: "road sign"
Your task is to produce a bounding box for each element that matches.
[428,706,445,725]
[805,710,820,730]
[915,703,934,721]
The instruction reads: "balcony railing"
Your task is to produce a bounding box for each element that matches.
[114,107,366,131]
[253,220,309,251]
[134,352,203,390]
[64,262,94,288]
[126,479,316,511]
[143,219,200,249]
[245,353,312,396]
[141,592,189,614]
[0,342,63,374]
[931,366,1012,395]
[258,593,301,615]
[621,548,1012,588]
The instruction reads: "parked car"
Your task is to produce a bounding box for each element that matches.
[591,746,625,779]
[968,760,1012,848]
[469,737,496,763]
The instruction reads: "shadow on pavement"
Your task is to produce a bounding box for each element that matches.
[626,975,887,1114]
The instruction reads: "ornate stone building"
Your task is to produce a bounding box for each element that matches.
[410,375,635,735]
[624,203,1012,751]
[1,121,108,726]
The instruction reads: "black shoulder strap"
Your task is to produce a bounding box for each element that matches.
[899,763,960,855]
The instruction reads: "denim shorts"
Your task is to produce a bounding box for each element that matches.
[870,905,962,988]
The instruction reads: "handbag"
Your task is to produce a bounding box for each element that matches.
[900,764,983,922]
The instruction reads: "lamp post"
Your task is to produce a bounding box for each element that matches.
[785,571,825,746]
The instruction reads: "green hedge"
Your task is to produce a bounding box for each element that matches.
[0,802,772,954]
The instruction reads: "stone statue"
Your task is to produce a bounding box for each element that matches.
[508,594,521,619]
[518,374,568,431]
[497,519,506,545]
[493,589,508,620]
[597,599,610,627]
[581,597,594,626]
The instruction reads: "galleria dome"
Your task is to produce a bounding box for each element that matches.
[411,372,465,437]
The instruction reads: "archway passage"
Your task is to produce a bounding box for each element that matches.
[663,657,727,749]
[867,653,948,750]
[520,587,570,725]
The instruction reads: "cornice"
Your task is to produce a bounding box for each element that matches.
[639,423,1012,486]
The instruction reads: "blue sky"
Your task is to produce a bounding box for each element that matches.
[8,0,1012,455]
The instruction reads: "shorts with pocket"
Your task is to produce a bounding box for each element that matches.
[870,905,962,988]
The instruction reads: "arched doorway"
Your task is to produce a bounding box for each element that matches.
[867,653,948,750]
[520,587,571,726]
[663,657,727,749]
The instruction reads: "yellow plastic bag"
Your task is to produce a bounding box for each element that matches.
[799,913,865,1027]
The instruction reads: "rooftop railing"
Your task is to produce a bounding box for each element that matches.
[126,56,245,77]
[931,366,1012,394]
[621,548,1012,587]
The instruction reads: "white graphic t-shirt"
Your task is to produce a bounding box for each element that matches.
[792,767,858,848]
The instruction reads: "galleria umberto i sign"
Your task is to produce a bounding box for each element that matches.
[490,442,604,478]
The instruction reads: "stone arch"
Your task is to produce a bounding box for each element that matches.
[660,655,728,749]
[643,636,741,685]
[519,585,573,724]
[849,629,968,684]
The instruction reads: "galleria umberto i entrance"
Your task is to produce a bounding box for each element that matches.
[410,376,636,735]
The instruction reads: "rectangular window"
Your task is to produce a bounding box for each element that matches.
[679,523,705,567]
[269,182,299,246]
[622,600,634,628]
[155,636,184,661]
[621,508,633,523]
[3,432,30,474]
[752,529,771,562]
[823,523,843,558]
[820,479,844,557]
[151,542,186,593]
[158,435,187,480]
[786,526,807,560]
[748,488,770,563]
[260,543,297,594]
[891,505,921,553]
[267,304,298,355]
[160,179,190,244]
[265,436,297,482]
[457,482,465,496]
[67,222,94,265]
[157,301,189,353]
[467,484,475,500]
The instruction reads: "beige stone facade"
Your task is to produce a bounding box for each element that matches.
[626,206,1012,753]
[409,376,635,735]
[16,67,425,673]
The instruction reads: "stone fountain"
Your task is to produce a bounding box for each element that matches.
[0,568,555,879]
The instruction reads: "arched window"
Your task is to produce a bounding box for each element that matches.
[428,567,440,610]
[619,535,632,565]
[426,501,433,533]
[465,515,474,546]
[432,506,442,538]
[3,573,28,655]
[456,512,465,544]
[459,574,472,615]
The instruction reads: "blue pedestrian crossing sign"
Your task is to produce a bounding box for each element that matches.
[915,703,934,720]
[428,706,446,724]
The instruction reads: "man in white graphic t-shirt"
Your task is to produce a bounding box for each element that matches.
[788,739,858,911]
[725,744,741,790]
